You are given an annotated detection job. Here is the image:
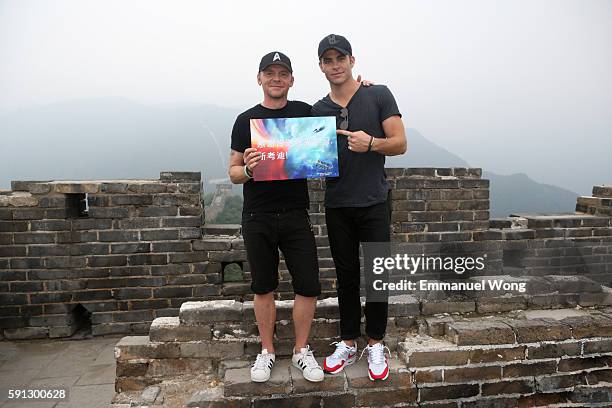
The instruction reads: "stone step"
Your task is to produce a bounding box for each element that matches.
[427,309,612,346]
[219,356,412,404]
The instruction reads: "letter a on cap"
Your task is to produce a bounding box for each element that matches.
[273,52,281,61]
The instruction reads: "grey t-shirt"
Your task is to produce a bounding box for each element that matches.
[312,84,401,208]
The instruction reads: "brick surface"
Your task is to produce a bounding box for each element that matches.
[504,318,572,342]
[419,384,480,401]
[445,320,515,345]
[180,300,243,324]
[224,360,291,397]
[345,358,411,389]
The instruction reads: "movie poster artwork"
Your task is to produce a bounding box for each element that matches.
[250,116,339,181]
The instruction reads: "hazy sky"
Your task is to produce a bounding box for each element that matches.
[1,0,611,194]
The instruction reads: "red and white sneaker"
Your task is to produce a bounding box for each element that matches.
[363,342,390,381]
[323,340,357,374]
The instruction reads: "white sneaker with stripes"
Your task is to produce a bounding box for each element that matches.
[251,349,275,382]
[292,345,324,382]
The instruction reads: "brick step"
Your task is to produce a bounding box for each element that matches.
[217,356,412,404]
[425,309,612,346]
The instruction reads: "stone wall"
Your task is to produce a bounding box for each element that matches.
[112,288,612,406]
[0,172,225,339]
[1,170,611,341]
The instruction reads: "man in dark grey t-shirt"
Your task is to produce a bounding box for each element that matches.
[312,34,407,381]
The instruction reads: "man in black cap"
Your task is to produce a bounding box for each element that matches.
[228,51,324,383]
[312,34,407,381]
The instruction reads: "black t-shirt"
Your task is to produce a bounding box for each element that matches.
[231,101,312,213]
[312,84,401,208]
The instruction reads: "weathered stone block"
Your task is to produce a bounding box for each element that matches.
[146,357,214,377]
[345,358,411,389]
[419,384,480,401]
[180,300,243,324]
[502,361,557,378]
[504,318,572,342]
[355,387,418,406]
[115,336,180,361]
[289,362,344,394]
[481,378,534,396]
[224,361,291,397]
[536,373,586,391]
[445,320,515,345]
[179,341,244,358]
[443,365,501,383]
[408,350,469,367]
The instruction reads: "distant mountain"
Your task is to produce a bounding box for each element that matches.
[0,97,239,191]
[484,171,578,217]
[0,98,580,216]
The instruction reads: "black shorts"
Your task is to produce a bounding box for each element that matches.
[241,209,321,297]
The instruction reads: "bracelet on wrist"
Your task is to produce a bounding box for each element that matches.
[367,136,374,152]
[244,165,253,179]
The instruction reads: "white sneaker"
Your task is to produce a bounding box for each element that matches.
[363,342,390,381]
[251,349,275,382]
[292,345,324,382]
[323,340,357,374]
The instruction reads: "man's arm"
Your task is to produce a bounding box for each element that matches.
[371,115,407,156]
[336,115,407,156]
[228,148,261,184]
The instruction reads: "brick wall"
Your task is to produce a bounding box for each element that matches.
[1,170,612,340]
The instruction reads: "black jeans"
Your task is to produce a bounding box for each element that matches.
[325,201,390,341]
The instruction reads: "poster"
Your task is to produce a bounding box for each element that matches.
[250,116,339,181]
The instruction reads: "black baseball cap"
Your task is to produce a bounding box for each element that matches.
[258,51,293,73]
[318,34,352,59]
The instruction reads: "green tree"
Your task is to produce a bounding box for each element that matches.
[211,195,243,224]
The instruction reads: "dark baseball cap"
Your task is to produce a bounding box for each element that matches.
[258,51,293,73]
[318,34,352,59]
